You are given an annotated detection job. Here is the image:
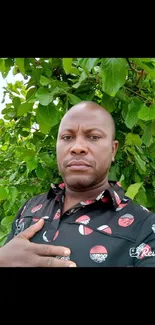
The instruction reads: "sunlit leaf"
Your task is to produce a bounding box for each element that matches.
[36,104,59,134]
[101,58,127,96]
[125,182,143,199]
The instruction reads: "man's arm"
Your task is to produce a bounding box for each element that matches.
[134,213,155,267]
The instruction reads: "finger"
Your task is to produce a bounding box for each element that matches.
[18,219,45,240]
[36,256,77,267]
[32,243,71,257]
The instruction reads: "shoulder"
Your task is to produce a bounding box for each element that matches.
[27,192,49,204]
[20,191,51,215]
[126,198,152,216]
[25,191,49,206]
[123,196,155,230]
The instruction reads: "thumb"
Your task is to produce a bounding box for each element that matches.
[18,218,45,240]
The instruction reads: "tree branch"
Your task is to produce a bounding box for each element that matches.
[125,58,141,73]
[124,86,152,103]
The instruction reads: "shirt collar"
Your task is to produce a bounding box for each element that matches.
[47,181,125,210]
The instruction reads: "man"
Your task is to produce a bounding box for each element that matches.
[0,100,155,267]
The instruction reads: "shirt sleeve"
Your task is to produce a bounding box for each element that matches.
[134,213,155,267]
[4,200,29,245]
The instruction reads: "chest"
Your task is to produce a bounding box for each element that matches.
[17,203,138,267]
[47,220,136,267]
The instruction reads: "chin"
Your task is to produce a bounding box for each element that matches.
[65,176,96,190]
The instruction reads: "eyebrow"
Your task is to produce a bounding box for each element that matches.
[59,128,107,135]
[85,128,105,133]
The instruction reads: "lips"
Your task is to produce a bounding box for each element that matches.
[67,160,91,167]
[67,160,91,171]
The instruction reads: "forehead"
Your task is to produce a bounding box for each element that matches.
[59,106,111,132]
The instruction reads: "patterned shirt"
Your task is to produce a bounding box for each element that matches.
[5,181,155,267]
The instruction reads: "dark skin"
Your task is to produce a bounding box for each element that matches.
[56,101,118,213]
[0,101,118,267]
[0,219,76,267]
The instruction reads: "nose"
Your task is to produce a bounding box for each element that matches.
[70,138,88,155]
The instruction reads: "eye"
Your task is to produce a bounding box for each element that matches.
[62,135,73,140]
[88,135,101,140]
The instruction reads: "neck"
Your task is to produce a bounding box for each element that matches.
[64,178,110,203]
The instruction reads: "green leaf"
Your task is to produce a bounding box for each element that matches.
[0,145,8,151]
[40,75,51,86]
[86,58,99,72]
[36,104,59,134]
[134,152,146,172]
[108,166,117,181]
[32,68,42,84]
[101,58,127,96]
[146,189,155,208]
[1,215,15,227]
[125,182,143,199]
[63,58,72,74]
[9,172,18,182]
[69,67,80,75]
[19,149,35,160]
[125,98,142,129]
[133,58,155,79]
[73,71,87,89]
[122,103,129,120]
[133,172,141,183]
[68,94,81,105]
[149,142,155,158]
[16,58,25,75]
[119,174,125,183]
[17,102,33,116]
[26,87,36,100]
[13,65,20,75]
[50,80,69,90]
[6,83,20,95]
[101,93,115,113]
[13,97,21,109]
[8,186,18,202]
[35,87,53,106]
[138,104,155,121]
[27,158,38,171]
[0,59,5,72]
[152,120,155,136]
[141,121,153,147]
[78,58,99,72]
[125,133,142,146]
[39,152,52,166]
[141,58,153,63]
[36,163,46,179]
[35,87,66,106]
[0,187,8,200]
[20,131,29,137]
[0,231,8,244]
[0,231,6,239]
[116,90,130,103]
[135,187,147,207]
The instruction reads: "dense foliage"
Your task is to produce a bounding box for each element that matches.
[0,57,155,245]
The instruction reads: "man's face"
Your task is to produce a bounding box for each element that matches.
[56,103,118,190]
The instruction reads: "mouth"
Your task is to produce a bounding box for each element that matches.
[67,160,91,171]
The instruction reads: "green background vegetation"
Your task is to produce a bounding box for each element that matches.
[0,57,155,245]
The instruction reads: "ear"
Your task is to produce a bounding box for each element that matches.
[112,140,119,162]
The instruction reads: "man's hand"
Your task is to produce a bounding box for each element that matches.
[0,219,76,267]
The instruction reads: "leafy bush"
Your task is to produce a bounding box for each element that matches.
[0,57,155,245]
